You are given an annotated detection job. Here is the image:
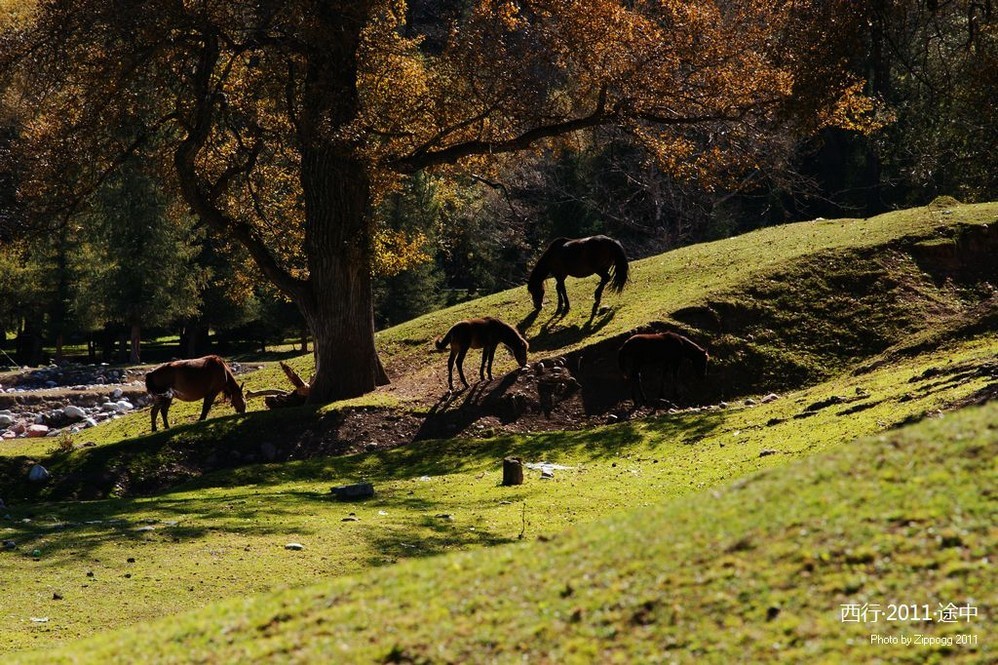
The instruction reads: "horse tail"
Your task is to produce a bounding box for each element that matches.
[434,327,454,351]
[608,239,629,294]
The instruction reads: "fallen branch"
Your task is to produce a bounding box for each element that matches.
[246,361,312,408]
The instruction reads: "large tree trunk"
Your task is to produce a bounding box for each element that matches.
[295,3,387,403]
[298,149,388,403]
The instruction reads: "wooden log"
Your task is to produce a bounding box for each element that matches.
[245,388,291,399]
[280,361,310,395]
[502,457,524,486]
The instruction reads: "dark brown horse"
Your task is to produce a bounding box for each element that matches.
[527,235,629,318]
[434,317,529,391]
[145,355,246,432]
[618,332,709,409]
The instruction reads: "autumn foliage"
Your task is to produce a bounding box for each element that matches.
[0,0,873,401]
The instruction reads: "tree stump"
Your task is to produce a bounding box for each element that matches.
[502,457,524,486]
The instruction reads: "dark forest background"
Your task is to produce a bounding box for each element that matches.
[1,0,994,366]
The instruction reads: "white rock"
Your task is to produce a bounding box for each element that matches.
[114,400,134,413]
[285,543,304,550]
[111,388,123,399]
[26,424,50,438]
[64,405,87,420]
[0,414,13,427]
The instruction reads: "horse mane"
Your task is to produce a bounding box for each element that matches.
[678,334,708,361]
[202,355,239,396]
[494,318,529,353]
[527,237,569,290]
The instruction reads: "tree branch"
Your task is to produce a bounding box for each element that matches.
[173,29,307,302]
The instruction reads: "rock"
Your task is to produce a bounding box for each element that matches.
[1,431,15,440]
[759,449,778,457]
[26,424,50,438]
[100,402,118,412]
[114,400,133,413]
[285,543,304,550]
[64,405,87,420]
[744,398,757,406]
[111,388,123,399]
[28,464,50,482]
[761,393,780,403]
[0,414,13,427]
[2,540,15,550]
[330,483,375,501]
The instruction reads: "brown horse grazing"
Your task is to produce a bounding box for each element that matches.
[145,355,246,432]
[618,332,709,409]
[434,317,529,391]
[527,235,629,319]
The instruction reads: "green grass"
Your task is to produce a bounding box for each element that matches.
[1,200,995,659]
[13,385,996,663]
[1,333,992,654]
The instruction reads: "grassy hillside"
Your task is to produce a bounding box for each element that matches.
[1,200,995,658]
[18,398,998,664]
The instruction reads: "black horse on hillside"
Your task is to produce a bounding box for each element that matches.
[527,235,629,319]
[618,331,709,409]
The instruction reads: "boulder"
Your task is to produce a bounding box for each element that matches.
[330,483,375,501]
[28,465,50,482]
[26,424,50,438]
[64,405,87,421]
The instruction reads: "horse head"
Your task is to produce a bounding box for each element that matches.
[230,381,247,414]
[513,338,529,368]
[696,351,710,379]
[527,280,544,311]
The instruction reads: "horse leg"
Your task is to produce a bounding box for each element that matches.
[150,398,160,432]
[160,396,173,430]
[557,278,570,314]
[479,347,489,382]
[486,345,497,380]
[446,349,459,391]
[591,273,609,319]
[657,367,668,408]
[199,393,218,421]
[456,348,469,388]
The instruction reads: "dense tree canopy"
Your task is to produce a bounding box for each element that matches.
[0,0,871,401]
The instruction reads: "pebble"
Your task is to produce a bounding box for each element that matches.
[285,543,304,550]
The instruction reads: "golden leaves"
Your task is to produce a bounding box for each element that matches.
[820,81,895,135]
[372,228,430,277]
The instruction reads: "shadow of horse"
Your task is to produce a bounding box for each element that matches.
[414,372,523,441]
[528,309,616,354]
